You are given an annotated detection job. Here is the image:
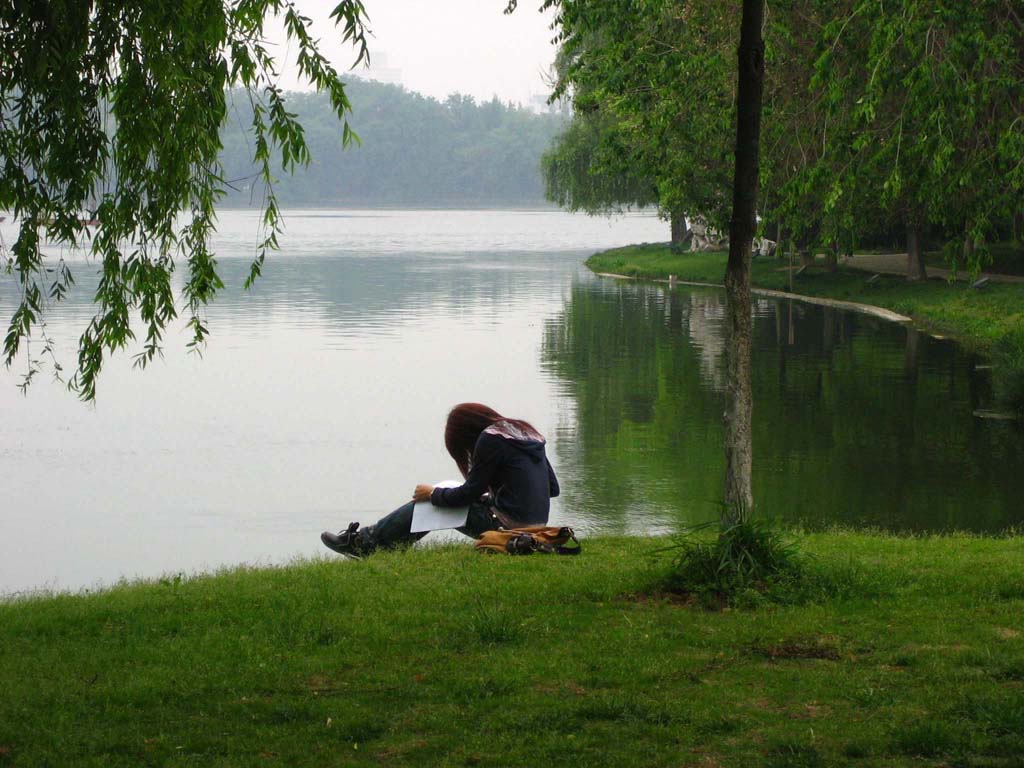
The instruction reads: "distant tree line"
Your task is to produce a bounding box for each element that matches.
[220,79,567,207]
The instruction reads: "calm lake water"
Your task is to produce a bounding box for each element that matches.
[2,209,1022,595]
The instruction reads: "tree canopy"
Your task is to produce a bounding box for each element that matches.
[540,110,658,215]
[539,0,736,233]
[808,1,1024,271]
[541,0,1024,276]
[1,0,368,399]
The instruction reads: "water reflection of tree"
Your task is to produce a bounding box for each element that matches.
[544,279,1024,533]
[542,281,727,532]
[687,293,727,391]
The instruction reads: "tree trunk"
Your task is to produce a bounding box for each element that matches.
[722,0,765,525]
[788,241,794,292]
[667,291,683,335]
[799,248,815,267]
[670,212,691,251]
[906,225,928,281]
[824,244,838,272]
[962,229,975,271]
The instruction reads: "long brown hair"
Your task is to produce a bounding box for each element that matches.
[444,403,540,477]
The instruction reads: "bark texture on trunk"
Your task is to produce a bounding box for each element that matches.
[670,212,692,251]
[906,225,928,281]
[722,0,765,524]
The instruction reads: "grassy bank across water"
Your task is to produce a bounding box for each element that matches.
[586,244,1024,353]
[3,533,1024,766]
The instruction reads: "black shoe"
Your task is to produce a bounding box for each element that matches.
[321,522,369,558]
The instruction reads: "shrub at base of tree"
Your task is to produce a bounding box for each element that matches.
[662,519,806,608]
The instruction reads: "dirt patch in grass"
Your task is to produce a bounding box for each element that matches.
[532,681,588,697]
[620,589,699,607]
[749,636,843,661]
[789,702,832,720]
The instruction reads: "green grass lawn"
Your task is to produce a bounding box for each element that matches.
[588,244,1024,352]
[3,533,1024,767]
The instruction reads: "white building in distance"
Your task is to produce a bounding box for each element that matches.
[358,50,403,86]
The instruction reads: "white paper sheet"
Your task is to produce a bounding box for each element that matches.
[410,480,470,533]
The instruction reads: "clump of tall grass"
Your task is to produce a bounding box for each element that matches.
[465,596,522,645]
[661,518,805,607]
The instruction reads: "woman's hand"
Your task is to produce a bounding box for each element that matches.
[412,484,435,502]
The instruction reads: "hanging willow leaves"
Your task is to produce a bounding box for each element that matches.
[806,0,1024,276]
[0,0,369,399]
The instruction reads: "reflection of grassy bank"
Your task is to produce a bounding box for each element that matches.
[589,243,1024,414]
[587,244,1024,352]
[3,534,1024,766]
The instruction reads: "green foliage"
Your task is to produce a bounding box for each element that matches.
[663,520,804,605]
[543,0,736,230]
[541,111,658,214]
[542,1,1024,270]
[934,240,1024,278]
[807,1,1024,264]
[0,0,368,399]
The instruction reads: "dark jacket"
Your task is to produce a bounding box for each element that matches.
[430,421,559,525]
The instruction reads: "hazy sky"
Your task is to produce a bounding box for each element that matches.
[272,1,560,105]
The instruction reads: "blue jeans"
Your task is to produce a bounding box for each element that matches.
[356,500,510,551]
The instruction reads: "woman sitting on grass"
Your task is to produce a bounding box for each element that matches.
[321,403,559,557]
